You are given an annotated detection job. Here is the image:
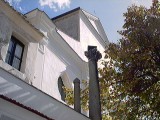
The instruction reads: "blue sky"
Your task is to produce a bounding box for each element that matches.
[6,0,153,43]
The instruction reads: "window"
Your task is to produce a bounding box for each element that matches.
[58,77,66,101]
[5,36,24,70]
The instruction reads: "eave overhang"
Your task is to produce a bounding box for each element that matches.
[0,61,90,120]
[0,95,54,120]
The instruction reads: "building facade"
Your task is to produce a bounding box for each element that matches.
[0,0,109,120]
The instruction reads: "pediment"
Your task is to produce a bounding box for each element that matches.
[82,10,108,44]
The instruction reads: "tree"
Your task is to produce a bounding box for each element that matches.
[101,0,160,119]
[65,0,160,119]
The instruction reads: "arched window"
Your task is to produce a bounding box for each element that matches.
[58,77,66,101]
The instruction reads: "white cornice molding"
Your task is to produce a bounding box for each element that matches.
[0,0,44,40]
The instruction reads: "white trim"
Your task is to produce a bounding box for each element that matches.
[82,10,99,21]
[0,60,26,81]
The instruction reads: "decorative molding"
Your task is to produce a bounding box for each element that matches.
[85,46,102,61]
[38,42,45,54]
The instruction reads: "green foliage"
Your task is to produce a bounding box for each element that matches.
[63,87,74,105]
[102,0,160,119]
[64,79,111,120]
[64,80,89,110]
[65,0,160,119]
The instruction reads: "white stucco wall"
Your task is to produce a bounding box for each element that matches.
[80,14,105,59]
[39,35,86,101]
[0,12,12,61]
[0,4,108,103]
[0,4,110,120]
[0,6,66,102]
[32,43,45,89]
[56,11,107,63]
[57,30,84,62]
[54,11,107,99]
[41,46,66,100]
[0,2,108,119]
[0,3,43,85]
[25,10,87,101]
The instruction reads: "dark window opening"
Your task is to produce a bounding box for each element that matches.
[58,77,66,101]
[5,36,24,70]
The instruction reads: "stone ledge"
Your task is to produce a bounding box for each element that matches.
[0,60,26,81]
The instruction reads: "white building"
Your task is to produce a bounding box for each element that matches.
[0,0,109,120]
